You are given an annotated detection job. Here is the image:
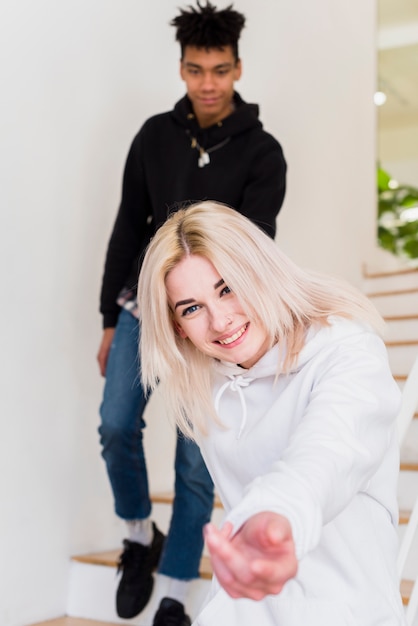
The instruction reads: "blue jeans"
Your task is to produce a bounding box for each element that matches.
[99,309,214,579]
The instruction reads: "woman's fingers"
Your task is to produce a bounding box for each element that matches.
[204,514,297,600]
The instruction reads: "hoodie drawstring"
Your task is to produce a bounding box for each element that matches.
[215,374,254,439]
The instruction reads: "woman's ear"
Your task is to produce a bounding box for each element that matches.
[173,320,187,339]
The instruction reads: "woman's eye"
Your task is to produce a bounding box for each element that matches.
[220,285,232,296]
[182,304,199,317]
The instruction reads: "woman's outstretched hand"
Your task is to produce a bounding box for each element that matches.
[204,511,297,601]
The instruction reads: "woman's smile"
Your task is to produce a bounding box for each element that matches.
[215,322,249,346]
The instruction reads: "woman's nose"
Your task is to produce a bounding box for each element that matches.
[210,309,233,332]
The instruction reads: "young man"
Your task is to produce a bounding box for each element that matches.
[98,2,287,626]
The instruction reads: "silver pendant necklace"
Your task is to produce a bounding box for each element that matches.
[189,135,231,168]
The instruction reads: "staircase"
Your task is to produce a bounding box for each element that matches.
[30,266,418,626]
[363,265,418,607]
[63,494,224,626]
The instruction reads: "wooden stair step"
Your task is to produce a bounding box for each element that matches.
[363,267,418,280]
[384,314,418,322]
[152,491,222,508]
[401,461,418,472]
[197,555,212,579]
[72,493,212,569]
[367,287,418,298]
[72,548,121,568]
[31,618,120,626]
[71,549,411,606]
[385,340,418,347]
[71,501,414,604]
[401,578,414,606]
[400,509,411,525]
[71,531,412,606]
[72,550,213,581]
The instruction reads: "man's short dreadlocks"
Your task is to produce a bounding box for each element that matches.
[171,1,246,61]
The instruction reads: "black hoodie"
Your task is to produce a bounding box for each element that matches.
[100,92,287,327]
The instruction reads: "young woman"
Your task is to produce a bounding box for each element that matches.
[137,201,405,626]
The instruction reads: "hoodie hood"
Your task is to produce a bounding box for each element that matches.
[171,91,262,150]
[211,317,377,438]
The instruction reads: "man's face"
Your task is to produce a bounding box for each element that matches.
[180,45,242,128]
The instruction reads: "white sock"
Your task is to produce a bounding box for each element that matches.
[156,575,191,605]
[126,518,153,546]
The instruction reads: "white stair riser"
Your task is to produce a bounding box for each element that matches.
[385,319,418,342]
[363,271,418,295]
[398,524,418,582]
[387,344,418,376]
[396,380,406,392]
[401,420,418,465]
[66,561,211,626]
[398,471,418,513]
[368,292,418,317]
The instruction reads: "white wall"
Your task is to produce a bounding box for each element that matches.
[0,1,377,624]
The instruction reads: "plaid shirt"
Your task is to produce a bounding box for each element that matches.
[117,287,139,319]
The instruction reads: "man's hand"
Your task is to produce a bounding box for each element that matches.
[204,512,297,601]
[97,328,115,376]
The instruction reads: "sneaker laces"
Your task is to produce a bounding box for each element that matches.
[117,539,148,576]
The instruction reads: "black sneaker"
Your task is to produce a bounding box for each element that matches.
[116,522,165,618]
[152,598,192,626]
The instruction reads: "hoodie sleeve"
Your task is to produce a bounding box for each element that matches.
[224,332,401,560]
[237,131,287,239]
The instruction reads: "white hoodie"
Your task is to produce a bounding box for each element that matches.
[194,318,406,626]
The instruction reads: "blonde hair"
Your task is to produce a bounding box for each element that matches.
[138,201,384,438]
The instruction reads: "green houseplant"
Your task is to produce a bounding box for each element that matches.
[378,167,418,261]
